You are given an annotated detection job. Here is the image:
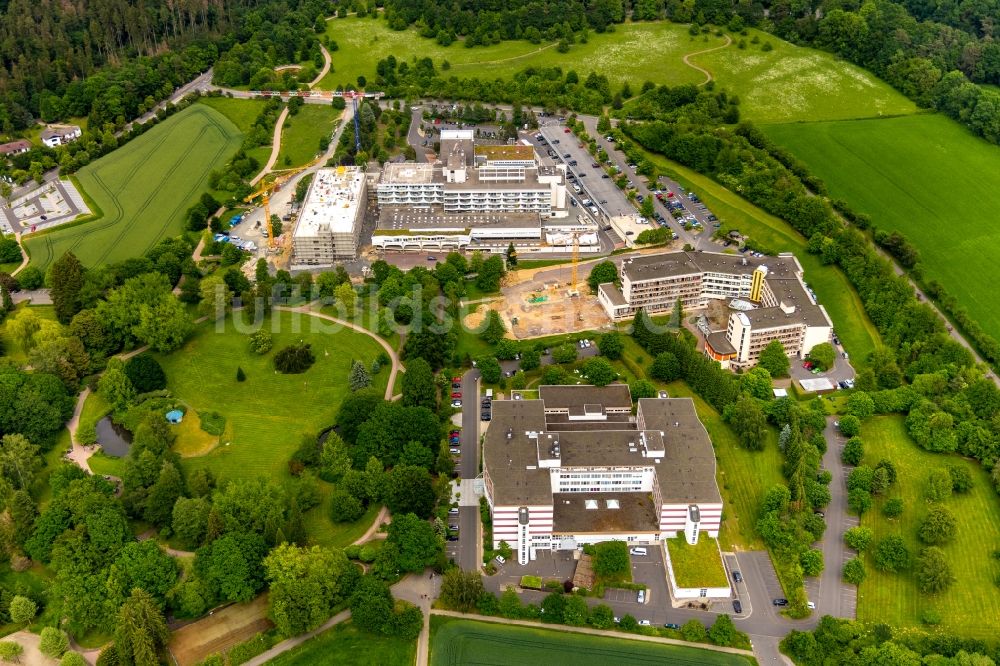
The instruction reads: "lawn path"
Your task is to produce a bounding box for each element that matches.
[682,34,732,86]
[310,45,331,88]
[352,505,389,544]
[453,42,558,67]
[250,107,289,187]
[274,304,403,400]
[242,610,352,666]
[10,231,27,275]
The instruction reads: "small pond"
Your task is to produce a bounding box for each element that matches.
[95,416,133,457]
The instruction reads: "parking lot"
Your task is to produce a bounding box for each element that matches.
[535,125,635,220]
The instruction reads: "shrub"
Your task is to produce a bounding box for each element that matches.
[198,410,226,436]
[842,557,866,585]
[838,415,861,437]
[39,627,69,658]
[920,609,942,625]
[874,535,910,572]
[249,329,273,354]
[236,366,246,382]
[8,595,36,623]
[274,343,315,373]
[882,498,904,518]
[948,464,973,493]
[844,526,874,552]
[681,618,707,642]
[0,642,24,663]
[124,354,167,393]
[329,488,365,523]
[60,653,88,666]
[918,505,957,545]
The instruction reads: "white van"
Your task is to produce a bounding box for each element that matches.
[630,547,647,556]
[573,185,582,194]
[589,206,599,216]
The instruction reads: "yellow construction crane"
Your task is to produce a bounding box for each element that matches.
[243,154,326,261]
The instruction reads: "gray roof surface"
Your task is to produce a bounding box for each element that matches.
[377,207,541,231]
[552,492,660,534]
[483,388,722,508]
[538,384,632,411]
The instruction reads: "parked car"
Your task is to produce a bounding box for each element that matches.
[664,623,681,630]
[451,376,462,383]
[629,547,647,556]
[732,571,743,583]
[638,620,651,626]
[449,447,460,454]
[637,589,646,603]
[773,598,788,607]
[451,400,462,408]
[448,507,460,515]
[450,429,460,437]
[733,599,743,614]
[807,601,816,610]
[451,392,462,399]
[495,555,506,565]
[481,411,491,421]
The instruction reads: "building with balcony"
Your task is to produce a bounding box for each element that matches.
[291,166,366,267]
[598,251,832,369]
[482,385,722,565]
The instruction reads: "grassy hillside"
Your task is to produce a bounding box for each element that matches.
[23,104,242,270]
[690,28,915,123]
[856,416,1000,637]
[322,17,914,122]
[277,104,340,168]
[762,114,1000,342]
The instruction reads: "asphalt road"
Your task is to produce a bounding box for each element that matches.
[815,415,859,619]
[408,107,429,163]
[456,369,482,572]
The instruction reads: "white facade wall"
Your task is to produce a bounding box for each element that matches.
[660,502,722,540]
[493,505,554,564]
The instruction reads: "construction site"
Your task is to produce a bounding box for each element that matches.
[497,254,616,339]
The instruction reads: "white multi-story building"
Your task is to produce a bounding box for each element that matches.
[291,167,366,267]
[483,385,723,565]
[40,125,81,147]
[598,251,832,369]
[372,130,594,255]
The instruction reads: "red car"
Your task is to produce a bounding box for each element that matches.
[802,361,814,370]
[451,376,462,383]
[450,430,461,437]
[563,127,571,133]
[666,191,675,198]
[451,392,462,399]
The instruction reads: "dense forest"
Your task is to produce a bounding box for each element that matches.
[0,0,328,133]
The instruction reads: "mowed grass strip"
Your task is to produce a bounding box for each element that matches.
[278,104,340,168]
[157,310,386,483]
[268,620,416,666]
[762,114,1000,343]
[429,616,753,666]
[23,104,242,271]
[691,28,916,123]
[665,381,782,551]
[856,416,1000,637]
[644,152,879,367]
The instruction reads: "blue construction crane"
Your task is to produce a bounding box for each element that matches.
[350,93,362,153]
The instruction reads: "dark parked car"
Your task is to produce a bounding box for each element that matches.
[733,599,743,614]
[664,623,681,630]
[481,411,491,421]
[773,598,789,607]
[732,571,743,583]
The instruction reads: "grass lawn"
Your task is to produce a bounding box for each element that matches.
[277,105,340,169]
[323,17,912,122]
[643,151,879,368]
[268,620,416,666]
[303,490,381,548]
[155,310,386,483]
[23,104,243,271]
[690,28,916,123]
[666,537,729,588]
[762,114,1000,342]
[323,19,721,92]
[198,96,272,167]
[856,416,1000,638]
[429,616,753,665]
[666,382,782,551]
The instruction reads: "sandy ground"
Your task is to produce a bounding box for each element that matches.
[501,266,614,339]
[168,596,272,666]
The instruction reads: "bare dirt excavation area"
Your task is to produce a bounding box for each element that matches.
[501,262,613,339]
